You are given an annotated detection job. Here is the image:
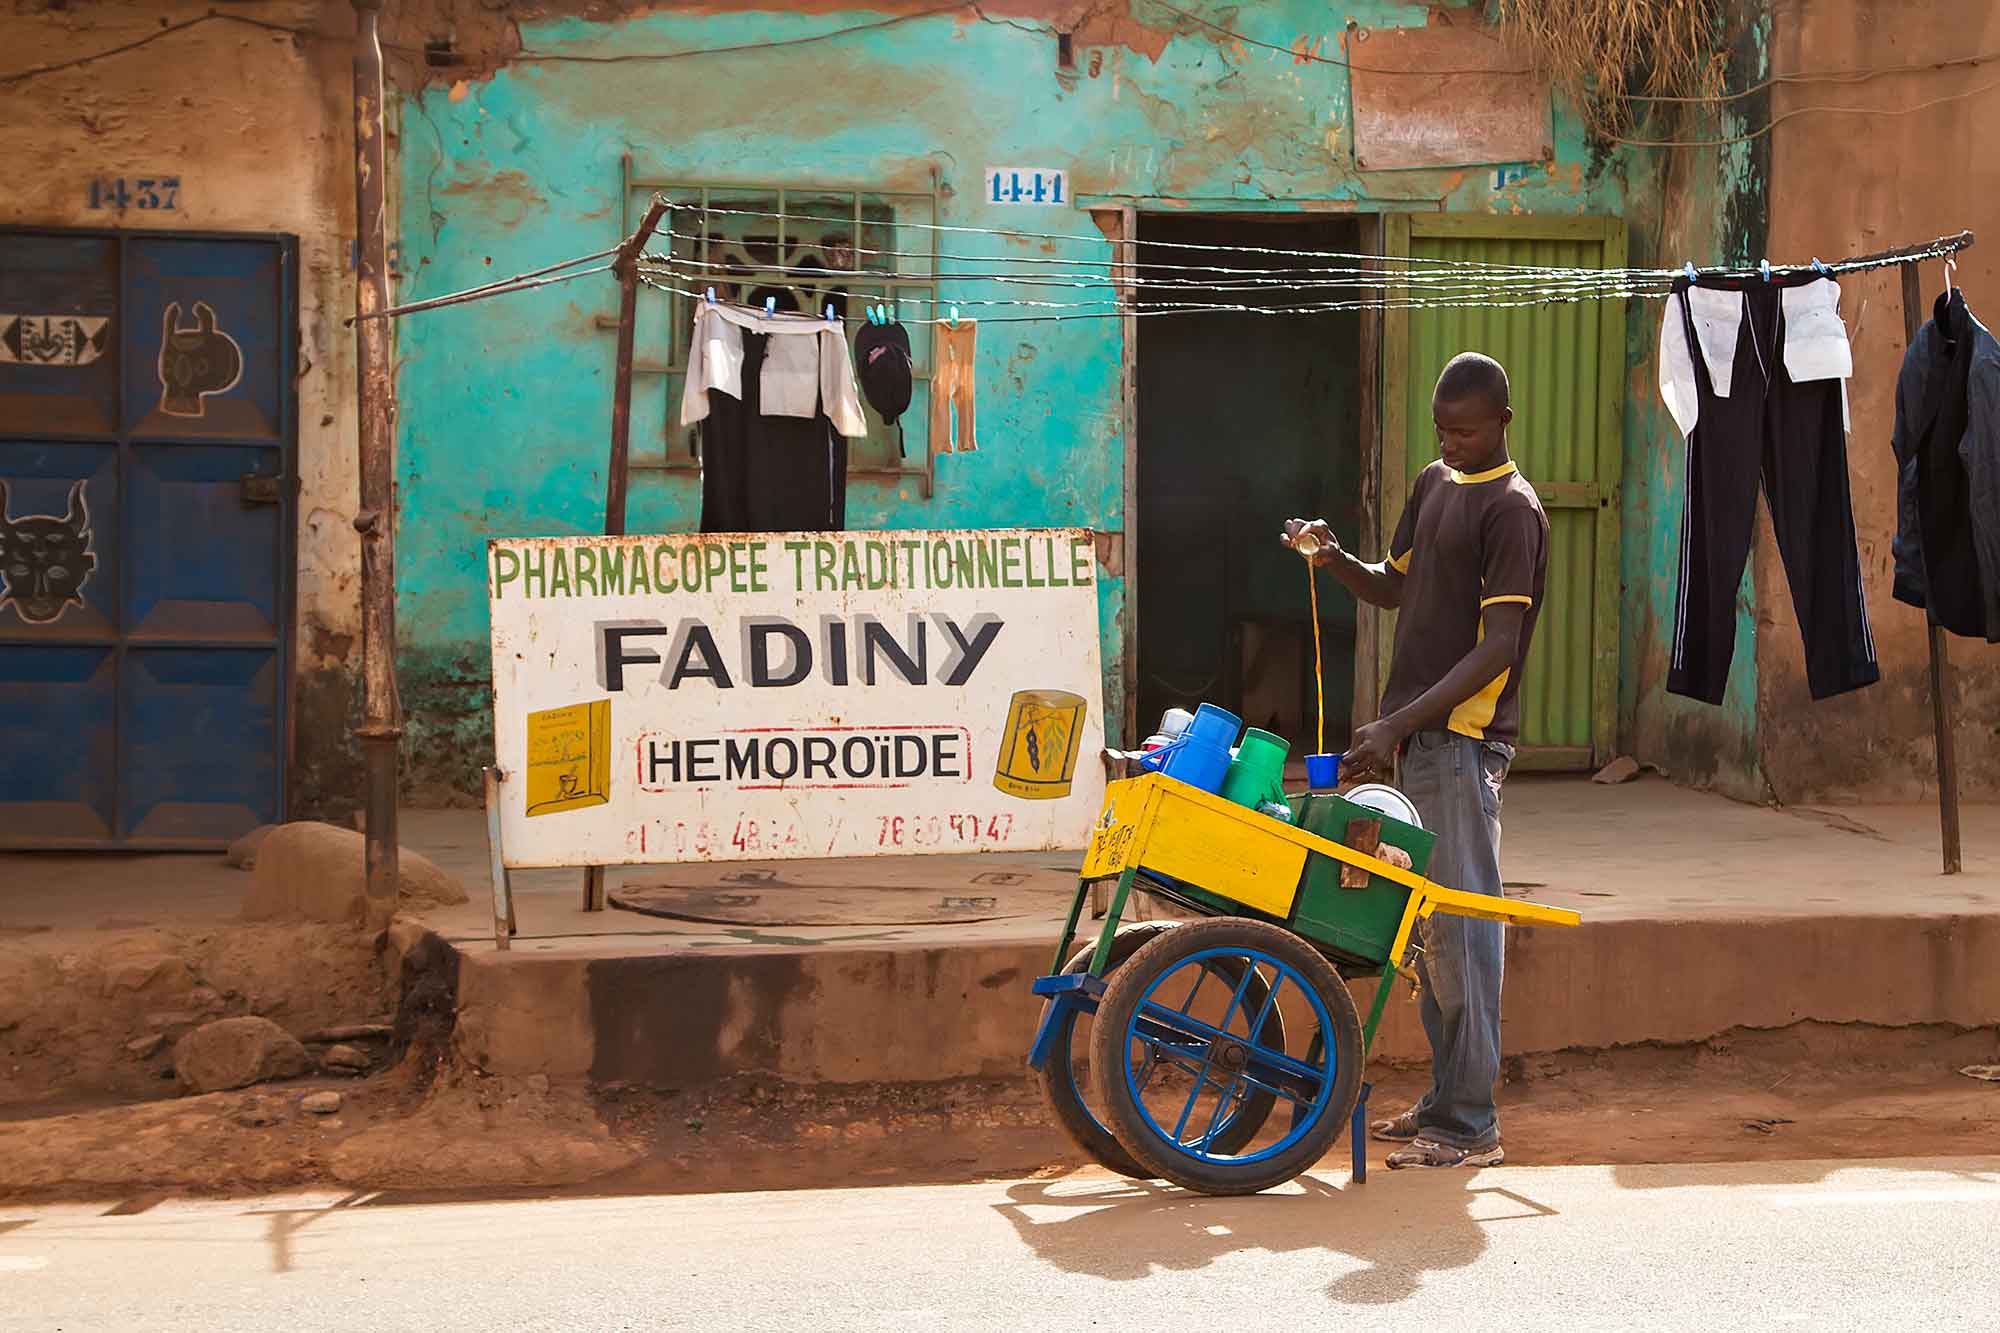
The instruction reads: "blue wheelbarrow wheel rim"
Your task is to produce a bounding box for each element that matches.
[1119,944,1338,1166]
[1054,953,1269,1154]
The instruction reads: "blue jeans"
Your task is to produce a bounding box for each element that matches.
[1396,729,1511,1150]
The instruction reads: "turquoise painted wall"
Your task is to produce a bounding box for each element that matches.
[389,2,1657,789]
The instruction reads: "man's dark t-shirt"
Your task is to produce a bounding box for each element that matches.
[1379,459,1550,747]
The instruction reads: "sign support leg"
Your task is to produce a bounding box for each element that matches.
[485,766,514,951]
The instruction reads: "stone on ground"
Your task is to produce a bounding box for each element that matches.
[1592,755,1642,784]
[174,1016,310,1093]
[224,824,278,870]
[321,1043,371,1074]
[301,1091,344,1115]
[242,822,469,926]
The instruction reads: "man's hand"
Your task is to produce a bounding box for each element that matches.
[1280,518,1341,566]
[1344,717,1403,779]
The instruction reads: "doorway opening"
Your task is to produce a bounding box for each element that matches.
[1135,213,1365,755]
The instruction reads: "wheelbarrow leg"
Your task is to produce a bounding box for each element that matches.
[1351,1081,1371,1183]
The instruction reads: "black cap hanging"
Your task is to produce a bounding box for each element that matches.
[854,319,914,454]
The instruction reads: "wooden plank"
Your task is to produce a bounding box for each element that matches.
[1377,213,1413,705]
[1591,219,1629,767]
[1352,214,1384,727]
[1900,261,1963,875]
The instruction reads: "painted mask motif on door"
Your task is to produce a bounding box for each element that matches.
[157,301,243,417]
[0,480,96,624]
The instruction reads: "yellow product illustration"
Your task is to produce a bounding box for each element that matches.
[994,689,1086,800]
[525,699,612,817]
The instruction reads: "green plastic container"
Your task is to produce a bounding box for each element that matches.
[1219,728,1290,813]
[1286,791,1437,967]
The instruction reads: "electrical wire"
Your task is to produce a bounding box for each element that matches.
[1626,49,2000,103]
[1610,77,2000,147]
[351,261,614,324]
[1139,0,1531,76]
[512,4,970,67]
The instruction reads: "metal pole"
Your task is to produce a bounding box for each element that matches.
[352,0,401,917]
[485,767,513,951]
[1899,260,1963,875]
[583,196,671,912]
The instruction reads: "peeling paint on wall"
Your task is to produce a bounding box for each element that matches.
[384,0,1648,793]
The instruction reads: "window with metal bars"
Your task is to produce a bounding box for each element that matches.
[617,172,941,495]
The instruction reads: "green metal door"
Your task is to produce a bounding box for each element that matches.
[1379,215,1626,770]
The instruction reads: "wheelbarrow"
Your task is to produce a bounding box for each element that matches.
[1026,770,1580,1195]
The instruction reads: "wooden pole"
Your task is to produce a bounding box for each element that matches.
[583,196,672,911]
[351,0,401,919]
[1898,260,1963,875]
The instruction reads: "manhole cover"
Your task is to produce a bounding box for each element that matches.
[610,878,1063,926]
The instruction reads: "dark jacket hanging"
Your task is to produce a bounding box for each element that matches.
[1890,288,2000,642]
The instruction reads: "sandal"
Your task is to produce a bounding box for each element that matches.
[1385,1137,1505,1169]
[1369,1105,1421,1142]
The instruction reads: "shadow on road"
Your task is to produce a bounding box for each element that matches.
[991,1168,1558,1304]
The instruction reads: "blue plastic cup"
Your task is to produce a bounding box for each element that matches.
[1305,752,1342,791]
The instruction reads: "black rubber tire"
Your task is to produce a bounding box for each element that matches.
[1036,922,1280,1178]
[1091,916,1363,1196]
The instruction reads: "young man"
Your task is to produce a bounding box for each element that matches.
[1282,351,1548,1169]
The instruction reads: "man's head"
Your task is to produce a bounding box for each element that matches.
[1432,352,1512,474]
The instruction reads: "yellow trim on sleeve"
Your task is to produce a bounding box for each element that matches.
[1447,461,1520,485]
[1479,594,1534,608]
[1388,549,1411,574]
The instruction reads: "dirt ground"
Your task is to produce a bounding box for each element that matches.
[2,1021,1995,1203]
[0,923,397,1110]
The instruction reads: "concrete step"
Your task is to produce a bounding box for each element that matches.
[447,908,2000,1086]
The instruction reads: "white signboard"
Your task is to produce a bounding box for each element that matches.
[984,166,1069,206]
[488,528,1107,868]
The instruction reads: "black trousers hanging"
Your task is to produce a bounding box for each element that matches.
[1668,275,1880,704]
[699,331,847,534]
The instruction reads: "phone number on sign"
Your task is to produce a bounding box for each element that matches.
[632,811,1019,857]
[878,812,1016,849]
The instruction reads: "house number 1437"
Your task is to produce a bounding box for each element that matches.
[88,177,181,211]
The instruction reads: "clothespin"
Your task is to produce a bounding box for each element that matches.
[867,305,881,325]
[764,296,777,317]
[705,286,716,305]
[1759,259,1773,283]
[948,305,960,328]
[1683,262,1699,283]
[1811,257,1831,277]
[824,303,836,322]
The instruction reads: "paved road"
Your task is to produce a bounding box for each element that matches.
[5,1157,1999,1330]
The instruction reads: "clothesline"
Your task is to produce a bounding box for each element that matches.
[640,226,1668,289]
[638,233,1666,296]
[639,273,1668,324]
[655,203,1972,281]
[358,222,1974,326]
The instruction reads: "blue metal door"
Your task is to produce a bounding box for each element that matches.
[0,229,294,848]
